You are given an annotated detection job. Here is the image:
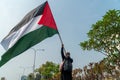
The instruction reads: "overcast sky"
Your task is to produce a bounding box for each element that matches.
[0,0,120,80]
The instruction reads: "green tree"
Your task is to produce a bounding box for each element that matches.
[37,61,59,80]
[80,10,120,57]
[1,77,5,80]
[27,73,34,80]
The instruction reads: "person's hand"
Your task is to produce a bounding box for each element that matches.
[62,44,64,47]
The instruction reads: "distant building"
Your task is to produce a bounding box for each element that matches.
[21,75,27,80]
[35,73,41,80]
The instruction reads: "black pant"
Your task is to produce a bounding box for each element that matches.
[61,71,72,80]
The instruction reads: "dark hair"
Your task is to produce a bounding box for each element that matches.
[66,52,70,55]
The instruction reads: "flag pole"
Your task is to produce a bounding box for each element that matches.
[57,30,66,53]
[58,31,63,45]
[46,1,66,53]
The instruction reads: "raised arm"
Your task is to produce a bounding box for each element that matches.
[61,44,65,61]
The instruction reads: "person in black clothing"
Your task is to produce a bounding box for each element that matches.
[61,44,73,80]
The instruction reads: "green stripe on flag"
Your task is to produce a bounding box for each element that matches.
[0,26,58,67]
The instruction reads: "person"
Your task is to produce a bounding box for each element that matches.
[60,44,73,80]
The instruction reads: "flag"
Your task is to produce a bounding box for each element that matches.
[0,1,58,67]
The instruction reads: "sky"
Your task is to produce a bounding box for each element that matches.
[0,0,120,80]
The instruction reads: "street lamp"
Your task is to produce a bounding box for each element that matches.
[31,48,44,73]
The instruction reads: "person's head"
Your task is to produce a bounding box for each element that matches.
[65,52,70,58]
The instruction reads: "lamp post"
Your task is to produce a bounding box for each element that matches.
[31,48,44,73]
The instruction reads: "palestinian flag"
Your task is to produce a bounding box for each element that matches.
[0,1,58,67]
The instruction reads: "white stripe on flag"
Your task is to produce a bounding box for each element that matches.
[1,15,43,50]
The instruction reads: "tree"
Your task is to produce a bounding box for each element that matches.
[1,77,5,80]
[80,10,120,57]
[37,61,59,80]
[27,73,34,80]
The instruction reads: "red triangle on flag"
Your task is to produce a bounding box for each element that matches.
[38,2,57,30]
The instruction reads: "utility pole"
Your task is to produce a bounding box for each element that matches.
[31,48,44,73]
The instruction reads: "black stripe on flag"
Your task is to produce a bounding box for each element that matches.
[5,1,47,38]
